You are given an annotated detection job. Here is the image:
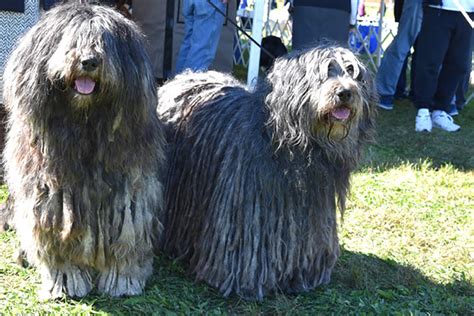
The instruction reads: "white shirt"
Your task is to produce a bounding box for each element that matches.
[430,0,474,13]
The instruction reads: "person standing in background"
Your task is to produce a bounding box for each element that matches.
[175,0,228,74]
[133,0,168,83]
[376,0,423,110]
[414,0,473,132]
[449,31,473,116]
[291,0,358,50]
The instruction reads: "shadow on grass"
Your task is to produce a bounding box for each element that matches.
[362,98,474,172]
[82,249,472,315]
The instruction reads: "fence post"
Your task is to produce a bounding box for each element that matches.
[376,0,385,67]
[247,0,266,88]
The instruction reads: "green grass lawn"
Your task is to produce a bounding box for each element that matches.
[1,97,473,314]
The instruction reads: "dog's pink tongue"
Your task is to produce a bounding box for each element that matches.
[332,107,351,120]
[74,77,96,95]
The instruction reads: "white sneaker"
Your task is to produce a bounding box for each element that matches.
[415,108,432,132]
[431,110,460,132]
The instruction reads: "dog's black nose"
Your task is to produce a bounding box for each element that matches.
[338,89,352,103]
[81,57,100,72]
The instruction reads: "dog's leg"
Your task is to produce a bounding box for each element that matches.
[96,183,159,297]
[38,263,93,300]
[62,264,93,298]
[96,257,153,297]
[38,265,64,300]
[14,191,93,299]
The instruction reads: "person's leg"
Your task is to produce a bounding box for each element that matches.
[175,0,195,74]
[292,6,321,50]
[447,46,471,115]
[395,56,408,99]
[409,44,417,100]
[413,7,452,132]
[432,11,473,112]
[132,0,167,79]
[376,0,423,108]
[414,7,451,110]
[293,7,350,50]
[455,60,471,109]
[180,0,225,72]
[320,9,350,46]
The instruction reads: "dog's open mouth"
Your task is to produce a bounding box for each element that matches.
[330,106,351,122]
[74,76,96,95]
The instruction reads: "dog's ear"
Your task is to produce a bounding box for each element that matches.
[116,0,132,19]
[260,36,288,71]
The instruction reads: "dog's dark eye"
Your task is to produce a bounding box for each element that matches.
[328,63,335,73]
[346,65,354,76]
[356,67,365,82]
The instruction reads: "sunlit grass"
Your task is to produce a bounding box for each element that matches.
[0,95,473,314]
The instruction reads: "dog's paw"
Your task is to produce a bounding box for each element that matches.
[14,248,28,267]
[38,267,64,301]
[97,265,147,297]
[39,265,92,300]
[64,266,93,298]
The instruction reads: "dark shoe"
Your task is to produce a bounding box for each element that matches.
[448,103,458,116]
[378,94,394,110]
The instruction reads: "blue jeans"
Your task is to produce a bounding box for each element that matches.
[395,55,408,98]
[376,0,423,103]
[175,0,225,74]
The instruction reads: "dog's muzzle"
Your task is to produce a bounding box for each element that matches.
[73,56,101,95]
[329,88,354,122]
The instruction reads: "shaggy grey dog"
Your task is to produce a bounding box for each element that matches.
[158,45,377,300]
[2,3,165,299]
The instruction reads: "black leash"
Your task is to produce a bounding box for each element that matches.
[206,0,276,60]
